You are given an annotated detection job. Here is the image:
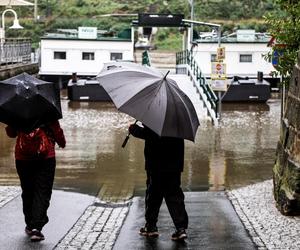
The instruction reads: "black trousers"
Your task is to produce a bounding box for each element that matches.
[145,171,188,230]
[16,158,56,231]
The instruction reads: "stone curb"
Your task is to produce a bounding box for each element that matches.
[227,190,267,250]
[227,180,300,250]
[54,198,131,250]
[0,186,21,208]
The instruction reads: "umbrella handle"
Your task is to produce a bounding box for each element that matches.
[121,134,130,148]
[121,120,138,148]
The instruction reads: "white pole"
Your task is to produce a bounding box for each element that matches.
[190,0,194,45]
[1,10,6,41]
[217,26,221,47]
[34,0,38,21]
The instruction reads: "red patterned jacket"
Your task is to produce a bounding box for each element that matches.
[5,121,66,160]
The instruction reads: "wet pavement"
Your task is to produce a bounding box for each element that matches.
[0,189,257,250]
[0,94,281,249]
[114,192,256,250]
[0,190,94,249]
[4,180,299,250]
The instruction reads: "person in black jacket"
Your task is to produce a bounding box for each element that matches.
[129,123,188,241]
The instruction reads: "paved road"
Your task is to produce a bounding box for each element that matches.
[114,192,256,250]
[0,190,94,250]
[0,190,257,250]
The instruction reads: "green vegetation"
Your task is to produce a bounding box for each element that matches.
[264,0,300,84]
[0,0,278,50]
[154,28,182,51]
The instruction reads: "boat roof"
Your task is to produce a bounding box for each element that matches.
[41,28,132,42]
[195,31,271,44]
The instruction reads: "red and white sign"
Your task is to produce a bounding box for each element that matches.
[211,62,226,79]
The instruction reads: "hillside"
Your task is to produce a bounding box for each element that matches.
[1,0,276,48]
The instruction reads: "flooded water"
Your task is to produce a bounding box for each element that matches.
[0,95,281,199]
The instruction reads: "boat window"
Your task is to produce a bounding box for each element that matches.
[54,51,66,60]
[211,54,217,62]
[111,53,123,61]
[240,54,252,63]
[82,52,95,60]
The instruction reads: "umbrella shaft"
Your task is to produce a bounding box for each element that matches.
[121,135,130,148]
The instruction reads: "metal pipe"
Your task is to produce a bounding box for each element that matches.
[217,26,221,47]
[182,19,221,28]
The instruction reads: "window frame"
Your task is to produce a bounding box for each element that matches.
[110,52,123,61]
[53,51,66,60]
[239,54,253,63]
[82,52,95,61]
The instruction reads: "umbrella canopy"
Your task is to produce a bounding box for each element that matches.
[0,0,34,6]
[0,73,62,132]
[96,62,200,141]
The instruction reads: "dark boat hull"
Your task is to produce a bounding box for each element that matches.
[221,80,271,102]
[68,80,111,101]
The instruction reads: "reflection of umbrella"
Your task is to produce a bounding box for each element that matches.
[0,0,34,6]
[0,73,62,132]
[96,62,200,144]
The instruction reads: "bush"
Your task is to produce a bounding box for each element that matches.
[264,0,300,84]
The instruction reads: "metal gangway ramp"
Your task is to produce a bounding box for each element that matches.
[139,50,219,125]
[169,74,209,122]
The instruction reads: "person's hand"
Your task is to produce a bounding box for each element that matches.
[5,126,17,138]
[129,124,137,134]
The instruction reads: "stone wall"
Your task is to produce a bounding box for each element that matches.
[0,63,38,81]
[273,52,300,215]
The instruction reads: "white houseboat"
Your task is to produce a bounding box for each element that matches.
[192,30,279,90]
[39,27,134,87]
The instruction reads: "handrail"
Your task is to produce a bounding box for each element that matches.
[0,38,32,67]
[176,50,219,120]
[142,50,151,66]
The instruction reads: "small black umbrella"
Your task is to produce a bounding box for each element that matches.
[0,73,62,132]
[96,62,200,146]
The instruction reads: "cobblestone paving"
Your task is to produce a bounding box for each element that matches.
[228,180,300,250]
[54,199,130,250]
[0,186,20,208]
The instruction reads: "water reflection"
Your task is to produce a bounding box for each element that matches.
[0,97,280,197]
[209,152,226,191]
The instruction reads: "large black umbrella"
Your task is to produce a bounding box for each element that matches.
[96,62,200,144]
[0,73,62,132]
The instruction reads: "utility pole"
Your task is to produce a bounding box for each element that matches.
[188,0,194,45]
[34,0,38,21]
[46,0,49,17]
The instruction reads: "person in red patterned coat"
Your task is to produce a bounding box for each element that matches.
[5,120,66,242]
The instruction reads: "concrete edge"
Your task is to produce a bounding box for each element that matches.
[226,188,268,250]
[54,197,132,249]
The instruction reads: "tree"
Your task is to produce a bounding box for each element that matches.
[264,0,300,84]
[267,0,300,215]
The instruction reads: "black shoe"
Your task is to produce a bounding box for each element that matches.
[30,229,45,242]
[25,226,33,236]
[139,226,159,237]
[171,229,187,241]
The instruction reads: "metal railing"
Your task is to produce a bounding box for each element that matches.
[176,50,219,123]
[0,38,32,67]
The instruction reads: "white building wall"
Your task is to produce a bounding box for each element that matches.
[39,39,134,76]
[193,43,275,78]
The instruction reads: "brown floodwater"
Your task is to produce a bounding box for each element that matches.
[0,95,281,199]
